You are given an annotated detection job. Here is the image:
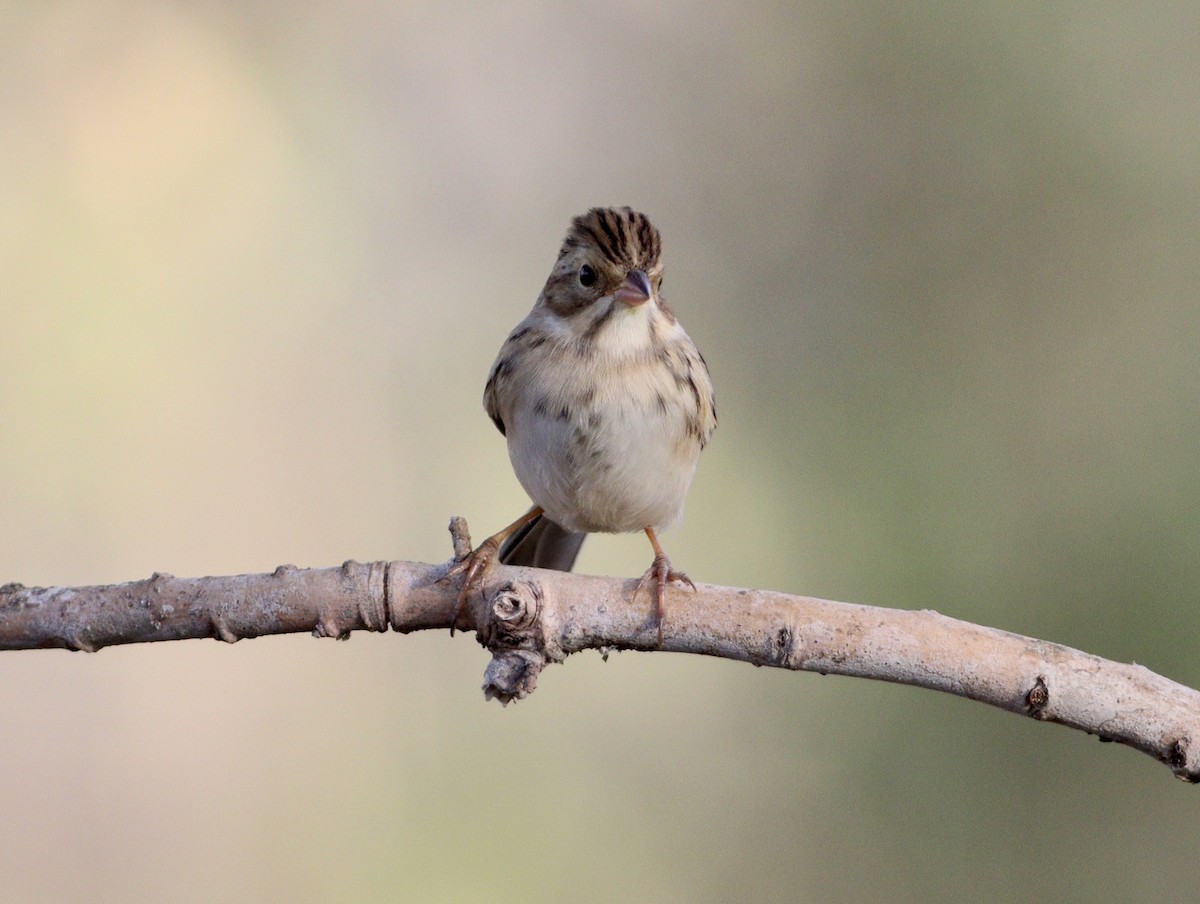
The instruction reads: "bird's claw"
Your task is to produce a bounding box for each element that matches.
[635,554,695,646]
[449,538,501,636]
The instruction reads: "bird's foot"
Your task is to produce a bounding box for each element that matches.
[448,536,502,636]
[634,553,696,647]
[445,506,544,636]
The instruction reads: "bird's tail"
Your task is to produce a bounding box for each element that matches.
[498,513,585,572]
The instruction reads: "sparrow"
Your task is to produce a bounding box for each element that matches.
[453,206,716,643]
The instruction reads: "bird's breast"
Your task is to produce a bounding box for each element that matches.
[504,350,701,534]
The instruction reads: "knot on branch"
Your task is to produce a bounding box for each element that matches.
[1025,675,1050,717]
[483,649,543,705]
[1167,736,1200,784]
[491,583,539,632]
[478,579,558,705]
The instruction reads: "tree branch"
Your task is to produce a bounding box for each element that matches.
[2,517,1197,783]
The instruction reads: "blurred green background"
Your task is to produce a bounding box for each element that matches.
[2,2,1198,901]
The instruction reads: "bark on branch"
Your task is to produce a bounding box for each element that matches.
[2,517,1197,783]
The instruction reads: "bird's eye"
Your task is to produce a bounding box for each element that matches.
[578,264,597,288]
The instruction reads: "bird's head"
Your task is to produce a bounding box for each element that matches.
[534,206,677,354]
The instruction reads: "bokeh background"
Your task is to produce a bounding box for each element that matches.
[2,2,1198,901]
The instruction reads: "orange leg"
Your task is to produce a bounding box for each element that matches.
[450,506,543,636]
[634,527,696,646]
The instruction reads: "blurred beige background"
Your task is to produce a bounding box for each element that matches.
[2,2,1198,901]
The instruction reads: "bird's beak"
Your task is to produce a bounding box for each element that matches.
[613,269,652,307]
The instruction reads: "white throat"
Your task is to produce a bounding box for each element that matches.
[600,302,656,354]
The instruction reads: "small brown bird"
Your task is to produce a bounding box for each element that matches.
[454,207,716,641]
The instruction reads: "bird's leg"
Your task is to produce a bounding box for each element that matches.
[634,527,696,645]
[450,505,543,636]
